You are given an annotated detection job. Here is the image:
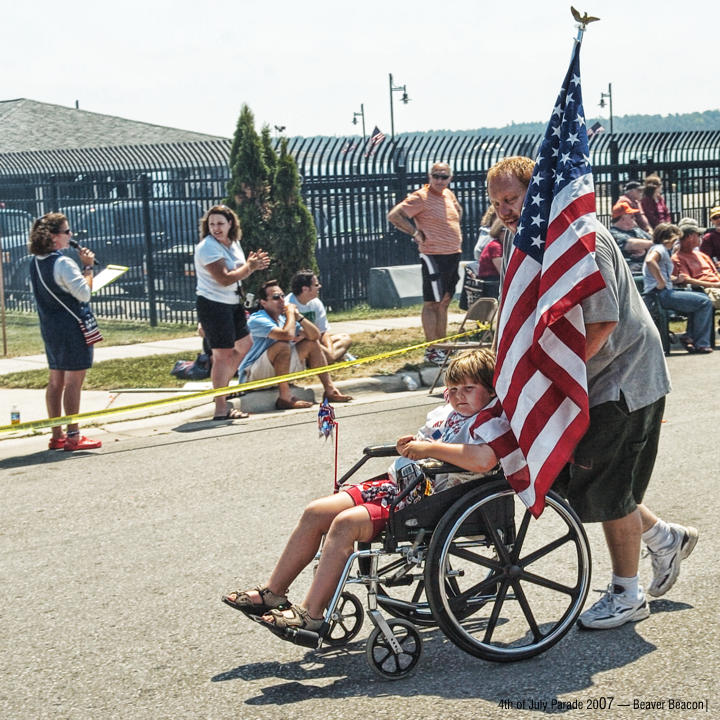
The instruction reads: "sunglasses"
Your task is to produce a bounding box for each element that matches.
[59,229,72,235]
[270,293,285,300]
[432,173,450,180]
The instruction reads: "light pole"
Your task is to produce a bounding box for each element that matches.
[388,73,410,141]
[352,104,366,144]
[599,83,613,134]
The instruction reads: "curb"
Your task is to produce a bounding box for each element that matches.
[236,364,444,414]
[0,365,447,443]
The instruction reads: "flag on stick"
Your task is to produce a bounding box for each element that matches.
[587,121,605,137]
[365,126,386,156]
[475,38,606,517]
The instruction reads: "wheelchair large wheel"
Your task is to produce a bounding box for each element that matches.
[424,481,591,662]
[365,619,422,680]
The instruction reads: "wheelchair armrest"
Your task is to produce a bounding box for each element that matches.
[418,459,464,476]
[337,445,400,487]
[363,444,400,457]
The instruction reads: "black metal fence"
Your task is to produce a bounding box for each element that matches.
[2,131,720,322]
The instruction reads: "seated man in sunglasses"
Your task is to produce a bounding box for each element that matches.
[238,280,353,410]
[388,161,464,366]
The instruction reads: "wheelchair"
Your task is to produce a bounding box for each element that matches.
[256,444,592,680]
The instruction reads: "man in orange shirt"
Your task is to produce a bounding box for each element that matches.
[673,218,720,310]
[388,162,463,365]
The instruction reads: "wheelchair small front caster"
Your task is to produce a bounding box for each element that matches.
[324,591,364,646]
[365,618,422,679]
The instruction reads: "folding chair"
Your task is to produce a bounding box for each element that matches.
[428,297,498,394]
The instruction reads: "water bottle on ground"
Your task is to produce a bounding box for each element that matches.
[402,375,419,391]
[10,405,21,425]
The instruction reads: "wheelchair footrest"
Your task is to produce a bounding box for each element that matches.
[284,627,322,649]
[251,614,324,649]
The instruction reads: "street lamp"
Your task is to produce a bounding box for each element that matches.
[352,104,366,144]
[599,83,613,134]
[388,73,410,141]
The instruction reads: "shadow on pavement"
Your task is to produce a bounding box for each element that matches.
[209,617,672,710]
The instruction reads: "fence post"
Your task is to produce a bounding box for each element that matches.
[393,144,408,205]
[610,138,620,205]
[50,175,61,212]
[139,174,158,327]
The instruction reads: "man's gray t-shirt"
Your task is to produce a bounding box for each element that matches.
[500,223,670,412]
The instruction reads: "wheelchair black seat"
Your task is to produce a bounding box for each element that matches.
[386,469,514,545]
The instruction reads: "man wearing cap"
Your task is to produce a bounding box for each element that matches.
[388,162,463,365]
[609,201,653,274]
[618,181,651,231]
[673,218,720,311]
[700,206,720,270]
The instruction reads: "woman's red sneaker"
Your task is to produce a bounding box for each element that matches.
[63,435,102,451]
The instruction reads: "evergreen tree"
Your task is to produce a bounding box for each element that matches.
[224,104,271,269]
[268,138,318,291]
[260,125,277,183]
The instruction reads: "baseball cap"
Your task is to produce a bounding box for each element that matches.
[611,200,640,220]
[709,206,720,220]
[678,217,705,235]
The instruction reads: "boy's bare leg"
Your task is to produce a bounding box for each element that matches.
[301,505,375,618]
[257,493,356,600]
[321,333,352,363]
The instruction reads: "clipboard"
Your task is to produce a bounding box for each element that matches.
[91,264,130,294]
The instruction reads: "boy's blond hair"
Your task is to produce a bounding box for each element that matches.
[444,349,495,392]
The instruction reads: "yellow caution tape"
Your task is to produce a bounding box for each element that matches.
[0,323,489,434]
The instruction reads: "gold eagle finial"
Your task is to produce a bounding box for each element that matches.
[571,6,600,27]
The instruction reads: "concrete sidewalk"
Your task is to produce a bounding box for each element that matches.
[0,312,462,439]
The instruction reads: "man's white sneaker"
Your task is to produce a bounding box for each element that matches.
[577,585,650,630]
[646,524,698,597]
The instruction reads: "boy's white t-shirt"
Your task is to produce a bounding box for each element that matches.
[285,293,328,333]
[390,403,495,494]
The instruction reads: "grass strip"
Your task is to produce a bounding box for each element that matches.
[0,327,433,391]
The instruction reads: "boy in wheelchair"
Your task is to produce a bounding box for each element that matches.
[222,349,500,638]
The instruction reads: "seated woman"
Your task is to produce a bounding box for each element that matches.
[643,222,714,353]
[477,219,505,280]
[221,349,500,636]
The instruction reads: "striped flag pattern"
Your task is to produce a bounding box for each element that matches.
[476,40,606,518]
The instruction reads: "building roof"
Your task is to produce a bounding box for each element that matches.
[0,98,229,153]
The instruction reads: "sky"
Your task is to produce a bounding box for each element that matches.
[3,0,718,140]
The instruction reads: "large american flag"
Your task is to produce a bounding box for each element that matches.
[474,40,606,517]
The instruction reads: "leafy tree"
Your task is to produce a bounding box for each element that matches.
[224,104,270,270]
[268,138,318,291]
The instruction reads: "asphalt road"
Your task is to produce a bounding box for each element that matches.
[1,353,718,720]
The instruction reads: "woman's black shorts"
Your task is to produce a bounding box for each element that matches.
[196,294,249,350]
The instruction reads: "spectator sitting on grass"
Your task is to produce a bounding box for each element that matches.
[237,280,353,410]
[286,270,354,363]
